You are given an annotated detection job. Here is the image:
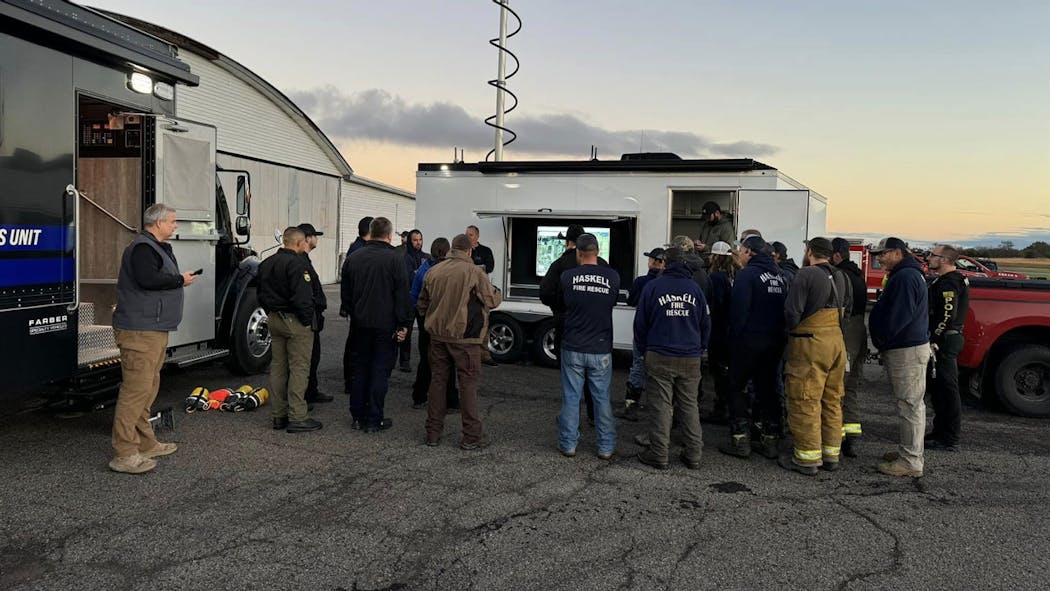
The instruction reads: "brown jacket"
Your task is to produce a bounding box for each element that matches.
[418,250,502,344]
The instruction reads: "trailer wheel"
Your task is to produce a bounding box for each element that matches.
[995,345,1050,418]
[229,287,271,375]
[532,318,559,368]
[488,314,524,363]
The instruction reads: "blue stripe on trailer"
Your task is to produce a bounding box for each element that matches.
[0,258,74,287]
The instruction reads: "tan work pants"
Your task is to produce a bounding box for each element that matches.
[785,309,846,466]
[882,343,931,472]
[268,312,314,422]
[112,329,169,458]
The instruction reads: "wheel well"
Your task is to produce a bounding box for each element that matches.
[986,326,1050,370]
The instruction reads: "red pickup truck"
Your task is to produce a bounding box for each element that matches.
[956,255,1029,280]
[961,277,1050,417]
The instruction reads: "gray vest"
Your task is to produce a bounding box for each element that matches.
[112,233,184,332]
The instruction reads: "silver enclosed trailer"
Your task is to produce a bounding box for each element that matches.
[415,155,827,366]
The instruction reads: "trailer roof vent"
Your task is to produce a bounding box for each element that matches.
[620,152,682,161]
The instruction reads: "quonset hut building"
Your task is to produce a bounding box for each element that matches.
[104,10,416,283]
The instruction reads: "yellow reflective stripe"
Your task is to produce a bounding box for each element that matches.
[794,449,822,461]
[842,423,863,436]
[822,445,841,457]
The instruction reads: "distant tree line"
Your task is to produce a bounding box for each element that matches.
[960,241,1050,259]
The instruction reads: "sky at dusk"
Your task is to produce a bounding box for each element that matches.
[91,0,1050,245]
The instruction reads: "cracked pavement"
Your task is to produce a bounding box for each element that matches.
[2,287,1050,589]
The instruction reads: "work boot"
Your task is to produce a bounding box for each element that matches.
[841,437,859,458]
[286,418,323,433]
[778,455,818,476]
[718,433,751,459]
[140,442,178,459]
[460,435,491,451]
[637,449,669,470]
[109,454,157,475]
[878,460,923,478]
[615,399,641,422]
[925,438,961,453]
[751,434,780,459]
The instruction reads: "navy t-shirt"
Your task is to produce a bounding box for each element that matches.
[559,264,621,354]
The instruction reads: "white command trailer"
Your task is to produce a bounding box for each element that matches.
[415,154,827,367]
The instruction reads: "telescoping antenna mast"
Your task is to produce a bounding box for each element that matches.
[485,0,521,162]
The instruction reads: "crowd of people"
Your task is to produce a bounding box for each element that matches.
[106,202,970,479]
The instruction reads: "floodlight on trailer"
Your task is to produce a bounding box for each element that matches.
[127,72,153,94]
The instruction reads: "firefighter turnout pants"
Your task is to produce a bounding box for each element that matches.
[784,309,846,466]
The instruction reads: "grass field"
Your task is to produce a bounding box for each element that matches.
[993,257,1050,279]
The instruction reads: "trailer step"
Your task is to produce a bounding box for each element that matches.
[168,348,229,368]
[78,322,119,366]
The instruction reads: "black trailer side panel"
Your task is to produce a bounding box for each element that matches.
[0,32,77,391]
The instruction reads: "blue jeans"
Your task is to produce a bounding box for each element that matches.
[559,349,615,454]
[628,344,646,391]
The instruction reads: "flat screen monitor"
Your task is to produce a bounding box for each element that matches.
[535,226,610,277]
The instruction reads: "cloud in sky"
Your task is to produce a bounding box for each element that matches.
[290,86,777,159]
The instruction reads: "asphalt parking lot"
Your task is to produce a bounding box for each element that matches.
[3,286,1050,590]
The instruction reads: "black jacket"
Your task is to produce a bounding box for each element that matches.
[343,240,413,331]
[258,248,314,326]
[683,252,712,297]
[404,244,430,279]
[928,270,969,345]
[300,251,327,330]
[471,243,496,274]
[778,258,800,288]
[835,259,867,318]
[339,236,369,317]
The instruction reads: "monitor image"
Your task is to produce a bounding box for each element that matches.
[535,226,611,277]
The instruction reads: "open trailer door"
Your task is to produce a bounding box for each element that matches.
[473,209,640,364]
[736,189,810,255]
[146,116,218,349]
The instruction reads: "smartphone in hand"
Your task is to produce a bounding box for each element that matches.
[191,268,204,276]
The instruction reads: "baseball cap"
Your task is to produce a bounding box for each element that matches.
[558,224,586,242]
[700,201,722,216]
[297,223,324,237]
[831,237,851,257]
[710,241,732,256]
[643,247,667,260]
[870,236,908,254]
[575,233,599,252]
[742,235,769,253]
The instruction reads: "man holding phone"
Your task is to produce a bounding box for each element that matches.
[110,203,196,474]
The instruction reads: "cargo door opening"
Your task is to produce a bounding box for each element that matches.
[75,95,144,365]
[505,216,636,302]
[670,190,736,243]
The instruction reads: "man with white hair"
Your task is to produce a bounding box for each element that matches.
[110,203,196,474]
